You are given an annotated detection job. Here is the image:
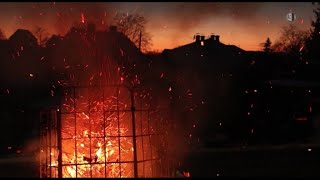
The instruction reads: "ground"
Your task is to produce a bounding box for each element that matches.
[182,143,320,177]
[0,144,320,177]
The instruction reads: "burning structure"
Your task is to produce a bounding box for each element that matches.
[38,25,175,178]
[39,85,173,178]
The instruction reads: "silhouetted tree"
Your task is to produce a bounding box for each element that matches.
[0,29,6,40]
[261,37,272,53]
[45,35,64,48]
[306,4,320,63]
[33,26,49,47]
[113,12,152,52]
[272,24,309,55]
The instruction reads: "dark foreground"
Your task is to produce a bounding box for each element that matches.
[182,144,320,177]
[1,144,320,178]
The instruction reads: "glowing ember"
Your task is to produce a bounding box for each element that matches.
[299,45,304,52]
[183,171,190,177]
[160,72,164,79]
[81,13,85,23]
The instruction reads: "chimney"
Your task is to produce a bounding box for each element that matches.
[195,33,201,42]
[216,35,220,42]
[210,33,215,40]
[109,26,117,32]
[200,35,205,41]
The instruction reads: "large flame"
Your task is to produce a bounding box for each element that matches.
[40,84,167,178]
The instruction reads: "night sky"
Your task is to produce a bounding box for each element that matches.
[0,2,316,51]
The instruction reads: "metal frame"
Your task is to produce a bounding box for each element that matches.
[39,84,173,178]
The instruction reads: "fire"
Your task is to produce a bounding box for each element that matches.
[96,147,102,157]
[54,85,164,178]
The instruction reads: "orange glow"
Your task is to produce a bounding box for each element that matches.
[183,171,190,177]
[294,117,307,121]
[59,90,136,177]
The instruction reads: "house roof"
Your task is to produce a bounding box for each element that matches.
[161,36,247,71]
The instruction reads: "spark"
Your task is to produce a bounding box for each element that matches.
[40,56,45,61]
[90,74,95,81]
[82,112,89,119]
[29,73,34,77]
[81,13,85,23]
[299,45,304,52]
[20,46,24,51]
[51,90,54,97]
[308,148,312,152]
[169,87,172,92]
[6,89,9,94]
[120,48,124,56]
[160,72,164,79]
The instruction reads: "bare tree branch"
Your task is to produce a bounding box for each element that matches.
[0,28,6,40]
[271,24,309,55]
[113,12,152,52]
[33,26,50,47]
